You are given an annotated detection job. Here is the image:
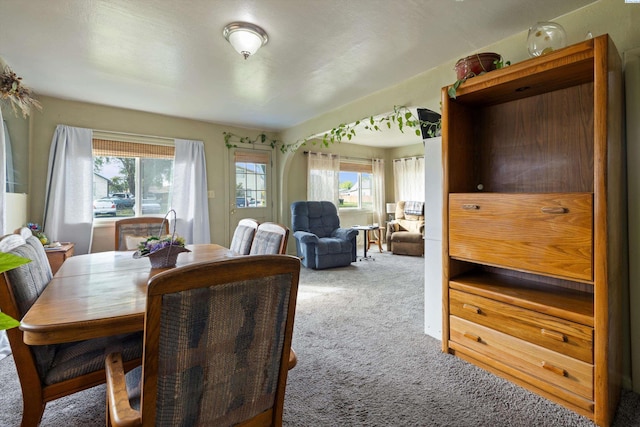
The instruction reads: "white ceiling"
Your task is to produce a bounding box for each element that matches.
[0,0,596,146]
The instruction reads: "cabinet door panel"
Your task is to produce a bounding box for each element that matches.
[449,193,592,281]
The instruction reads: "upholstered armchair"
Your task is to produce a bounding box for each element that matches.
[291,201,358,269]
[386,201,425,256]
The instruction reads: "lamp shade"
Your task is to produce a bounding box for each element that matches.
[386,203,396,214]
[223,22,268,59]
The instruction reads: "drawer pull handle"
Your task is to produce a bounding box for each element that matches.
[463,304,481,314]
[462,204,480,210]
[541,206,567,214]
[541,361,567,377]
[463,332,481,342]
[541,329,567,342]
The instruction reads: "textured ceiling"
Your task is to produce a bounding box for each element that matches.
[0,0,596,146]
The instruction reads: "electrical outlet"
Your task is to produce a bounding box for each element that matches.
[207,190,215,198]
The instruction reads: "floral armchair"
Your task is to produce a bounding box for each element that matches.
[386,201,425,256]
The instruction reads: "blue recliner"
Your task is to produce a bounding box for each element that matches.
[291,201,358,269]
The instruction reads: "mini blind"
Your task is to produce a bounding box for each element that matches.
[234,151,269,164]
[340,161,372,173]
[92,139,174,159]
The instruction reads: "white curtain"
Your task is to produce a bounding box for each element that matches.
[372,158,385,225]
[170,139,210,244]
[307,151,340,206]
[0,111,5,236]
[0,110,8,360]
[43,125,94,255]
[393,156,425,201]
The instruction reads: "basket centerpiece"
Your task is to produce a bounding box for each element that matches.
[132,210,190,268]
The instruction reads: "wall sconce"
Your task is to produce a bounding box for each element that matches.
[223,22,269,60]
[386,203,396,222]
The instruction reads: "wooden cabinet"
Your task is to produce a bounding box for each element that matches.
[45,243,74,275]
[441,35,625,427]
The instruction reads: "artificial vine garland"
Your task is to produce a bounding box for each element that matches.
[223,105,440,153]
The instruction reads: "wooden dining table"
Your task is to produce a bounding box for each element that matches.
[20,244,237,345]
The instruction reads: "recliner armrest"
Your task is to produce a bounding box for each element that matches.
[332,227,358,241]
[293,230,320,244]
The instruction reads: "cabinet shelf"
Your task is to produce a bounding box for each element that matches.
[449,271,593,326]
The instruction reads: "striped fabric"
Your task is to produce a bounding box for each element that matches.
[249,230,283,255]
[230,225,256,255]
[151,275,292,425]
[404,201,424,216]
[4,238,143,385]
[117,223,167,251]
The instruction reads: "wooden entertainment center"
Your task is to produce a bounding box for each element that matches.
[441,34,625,427]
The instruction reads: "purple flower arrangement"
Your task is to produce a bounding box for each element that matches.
[136,235,186,257]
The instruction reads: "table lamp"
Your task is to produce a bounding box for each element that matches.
[386,203,396,221]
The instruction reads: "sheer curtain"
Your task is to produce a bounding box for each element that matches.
[307,151,340,206]
[393,156,425,201]
[43,125,94,254]
[0,110,8,360]
[372,158,385,225]
[170,139,210,244]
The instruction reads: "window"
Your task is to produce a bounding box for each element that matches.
[338,161,372,210]
[92,138,174,218]
[235,151,268,208]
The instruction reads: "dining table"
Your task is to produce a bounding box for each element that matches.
[20,244,237,345]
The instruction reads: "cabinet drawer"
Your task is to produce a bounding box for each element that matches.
[449,193,593,281]
[450,316,593,400]
[450,289,593,363]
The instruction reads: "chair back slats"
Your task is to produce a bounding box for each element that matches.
[230,218,259,255]
[249,222,289,255]
[139,255,300,426]
[115,217,169,251]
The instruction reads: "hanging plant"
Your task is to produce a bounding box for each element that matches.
[0,65,42,118]
[223,105,441,153]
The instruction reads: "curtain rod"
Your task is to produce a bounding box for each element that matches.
[393,156,424,162]
[303,151,376,162]
[92,129,175,145]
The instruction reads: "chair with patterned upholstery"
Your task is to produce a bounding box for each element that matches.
[229,218,260,255]
[386,200,425,256]
[290,200,358,269]
[0,228,143,427]
[105,254,300,427]
[114,217,169,251]
[249,222,289,255]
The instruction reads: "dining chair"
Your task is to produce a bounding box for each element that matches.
[0,228,143,427]
[105,254,301,427]
[249,222,289,255]
[229,218,259,255]
[114,217,169,251]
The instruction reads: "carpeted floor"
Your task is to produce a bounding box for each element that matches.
[0,250,639,426]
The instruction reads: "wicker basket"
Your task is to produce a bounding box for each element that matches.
[132,209,191,268]
[146,245,191,268]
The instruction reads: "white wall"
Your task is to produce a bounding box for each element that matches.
[423,137,442,339]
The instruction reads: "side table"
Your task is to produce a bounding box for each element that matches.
[366,225,384,252]
[45,242,75,275]
[351,225,377,260]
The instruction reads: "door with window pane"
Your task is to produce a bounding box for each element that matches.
[230,149,273,243]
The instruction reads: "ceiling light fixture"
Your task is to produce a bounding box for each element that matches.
[223,22,268,60]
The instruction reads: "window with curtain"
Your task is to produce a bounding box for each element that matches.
[393,156,425,201]
[339,160,372,210]
[235,150,268,208]
[92,138,175,218]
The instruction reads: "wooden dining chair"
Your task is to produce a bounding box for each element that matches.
[114,217,169,251]
[105,254,301,427]
[249,222,289,255]
[229,218,259,255]
[0,228,143,427]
